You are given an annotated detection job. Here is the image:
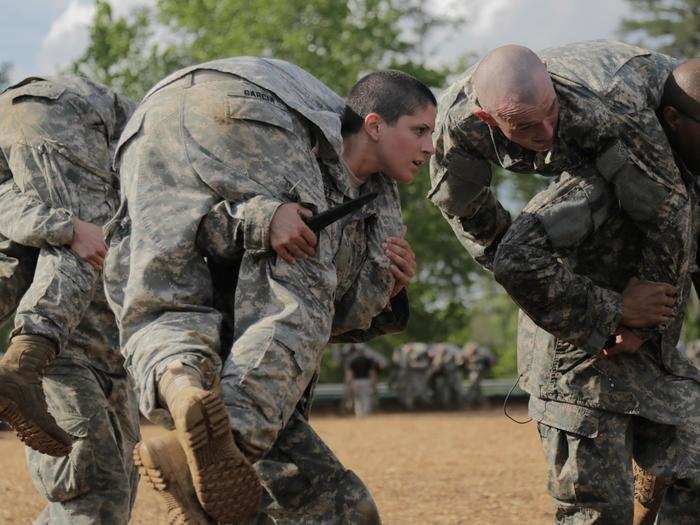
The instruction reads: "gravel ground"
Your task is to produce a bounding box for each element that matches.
[0,407,554,524]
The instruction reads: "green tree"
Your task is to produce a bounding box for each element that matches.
[619,0,700,58]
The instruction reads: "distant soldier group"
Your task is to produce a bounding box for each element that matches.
[387,341,497,410]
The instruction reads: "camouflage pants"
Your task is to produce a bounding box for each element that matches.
[255,410,381,524]
[464,369,485,406]
[393,368,430,409]
[538,410,700,524]
[26,355,140,525]
[0,239,36,325]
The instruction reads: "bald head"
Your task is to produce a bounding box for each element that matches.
[662,59,700,115]
[472,45,559,152]
[473,44,552,113]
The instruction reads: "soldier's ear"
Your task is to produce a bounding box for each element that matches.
[363,113,383,141]
[473,109,497,127]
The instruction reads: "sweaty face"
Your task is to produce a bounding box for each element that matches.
[492,81,559,152]
[376,104,437,183]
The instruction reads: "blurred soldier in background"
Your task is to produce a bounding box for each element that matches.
[390,342,432,409]
[427,343,465,408]
[342,344,387,417]
[0,76,139,524]
[462,342,497,407]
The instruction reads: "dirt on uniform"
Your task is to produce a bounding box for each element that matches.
[0,407,554,524]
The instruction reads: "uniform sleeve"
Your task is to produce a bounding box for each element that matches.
[196,196,283,262]
[0,180,74,247]
[596,114,690,293]
[492,176,623,354]
[428,117,511,270]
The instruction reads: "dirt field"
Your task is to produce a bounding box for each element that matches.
[0,407,554,524]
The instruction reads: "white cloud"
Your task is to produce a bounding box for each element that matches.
[36,0,95,73]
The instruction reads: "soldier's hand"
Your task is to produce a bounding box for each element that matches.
[70,218,107,269]
[620,277,676,328]
[601,327,645,357]
[384,235,416,297]
[270,203,317,263]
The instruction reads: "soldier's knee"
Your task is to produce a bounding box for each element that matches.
[342,470,382,525]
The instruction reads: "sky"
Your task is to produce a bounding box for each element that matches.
[0,0,633,84]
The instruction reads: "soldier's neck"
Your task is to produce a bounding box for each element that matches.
[341,132,379,186]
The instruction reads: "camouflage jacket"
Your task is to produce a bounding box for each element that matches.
[106,59,407,412]
[493,168,699,427]
[0,76,133,371]
[429,40,681,271]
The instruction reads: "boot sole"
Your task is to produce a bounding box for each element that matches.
[0,395,71,457]
[134,440,211,525]
[176,391,262,524]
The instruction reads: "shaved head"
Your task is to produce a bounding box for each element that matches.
[662,59,700,115]
[472,44,559,152]
[473,44,551,114]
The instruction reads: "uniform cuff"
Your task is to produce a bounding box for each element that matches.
[242,195,285,252]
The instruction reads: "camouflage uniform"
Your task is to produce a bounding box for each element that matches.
[463,343,496,406]
[492,171,699,522]
[0,77,140,524]
[429,40,689,314]
[105,58,409,521]
[427,343,464,408]
[389,342,432,409]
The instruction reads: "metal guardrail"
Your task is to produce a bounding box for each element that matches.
[313,377,526,402]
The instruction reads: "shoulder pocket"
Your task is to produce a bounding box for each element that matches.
[226,96,294,134]
[10,82,65,104]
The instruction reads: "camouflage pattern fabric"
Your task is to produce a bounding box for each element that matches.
[537,409,700,523]
[389,343,432,409]
[495,169,700,521]
[428,40,693,363]
[26,356,140,525]
[0,76,139,523]
[254,410,380,524]
[0,76,133,364]
[463,343,496,406]
[106,62,405,519]
[427,343,464,407]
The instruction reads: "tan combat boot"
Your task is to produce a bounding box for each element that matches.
[0,335,73,456]
[633,463,671,525]
[134,432,213,525]
[158,362,262,524]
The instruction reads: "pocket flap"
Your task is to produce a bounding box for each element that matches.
[226,96,294,134]
[10,81,66,103]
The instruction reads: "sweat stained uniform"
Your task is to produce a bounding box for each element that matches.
[104,58,409,522]
[0,77,139,524]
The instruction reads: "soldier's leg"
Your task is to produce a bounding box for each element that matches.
[537,411,634,524]
[656,478,700,525]
[25,356,139,525]
[0,244,80,456]
[0,239,37,324]
[257,410,381,524]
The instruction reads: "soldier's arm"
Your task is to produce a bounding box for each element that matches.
[597,113,688,291]
[427,120,511,271]
[492,175,623,354]
[0,179,74,247]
